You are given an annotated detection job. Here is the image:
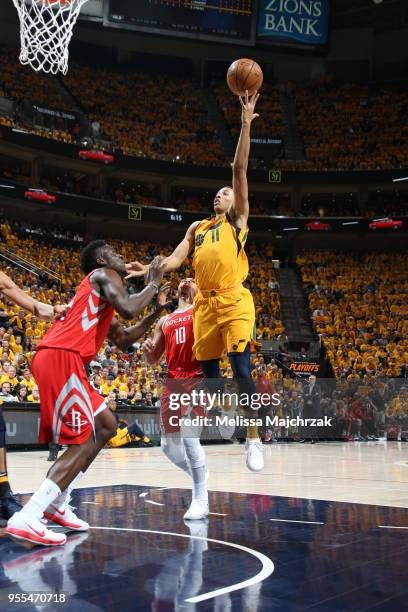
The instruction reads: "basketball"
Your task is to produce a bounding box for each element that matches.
[226,58,263,96]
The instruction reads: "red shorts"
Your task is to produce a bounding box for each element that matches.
[31,348,107,445]
[160,377,204,434]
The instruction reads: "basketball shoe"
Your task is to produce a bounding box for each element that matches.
[5,511,67,546]
[44,493,89,531]
[245,439,264,472]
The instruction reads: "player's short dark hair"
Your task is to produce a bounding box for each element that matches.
[80,240,108,274]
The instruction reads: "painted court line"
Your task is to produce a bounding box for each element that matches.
[144,500,165,507]
[139,492,149,498]
[90,526,274,603]
[379,525,408,530]
[82,502,99,505]
[269,518,324,525]
[209,512,228,517]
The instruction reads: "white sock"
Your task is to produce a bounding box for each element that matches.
[51,471,84,510]
[161,436,191,476]
[191,466,208,502]
[183,438,208,503]
[21,479,61,519]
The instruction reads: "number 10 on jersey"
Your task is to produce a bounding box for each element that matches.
[175,326,186,345]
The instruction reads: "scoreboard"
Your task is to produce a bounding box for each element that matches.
[106,0,256,44]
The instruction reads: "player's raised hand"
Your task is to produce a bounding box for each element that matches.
[54,304,70,320]
[141,338,155,360]
[239,90,260,125]
[147,256,166,285]
[34,302,55,321]
[125,261,148,280]
[157,282,173,309]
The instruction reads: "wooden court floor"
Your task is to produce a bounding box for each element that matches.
[8,441,408,508]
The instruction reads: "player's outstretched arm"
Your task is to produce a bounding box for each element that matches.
[0,270,56,321]
[141,317,166,365]
[107,284,171,351]
[94,256,165,320]
[231,90,260,228]
[125,221,199,279]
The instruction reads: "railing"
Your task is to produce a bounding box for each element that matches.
[0,244,62,285]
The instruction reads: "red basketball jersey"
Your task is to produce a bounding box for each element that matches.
[38,270,114,365]
[162,306,202,378]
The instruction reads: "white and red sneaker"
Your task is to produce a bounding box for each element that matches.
[5,511,67,546]
[44,495,89,532]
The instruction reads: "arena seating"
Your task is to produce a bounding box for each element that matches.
[1,45,408,173]
[0,220,282,404]
[0,46,68,111]
[62,62,226,166]
[297,250,408,378]
[214,80,285,142]
[286,77,408,171]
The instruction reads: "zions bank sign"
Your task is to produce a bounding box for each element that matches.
[257,0,330,45]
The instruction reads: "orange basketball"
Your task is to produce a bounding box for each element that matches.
[226,59,263,97]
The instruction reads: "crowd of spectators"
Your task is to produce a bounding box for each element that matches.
[299,194,361,217]
[0,46,67,112]
[213,79,285,170]
[62,62,226,166]
[0,46,75,143]
[2,46,408,173]
[297,251,408,379]
[285,77,408,171]
[1,219,406,440]
[0,220,282,407]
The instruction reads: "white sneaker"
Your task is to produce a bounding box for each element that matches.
[245,439,264,472]
[184,499,209,520]
[44,494,89,531]
[5,511,67,546]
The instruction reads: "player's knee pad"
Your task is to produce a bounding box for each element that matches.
[0,408,5,448]
[161,435,186,466]
[183,438,206,469]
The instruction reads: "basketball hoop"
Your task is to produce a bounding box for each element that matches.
[12,0,88,75]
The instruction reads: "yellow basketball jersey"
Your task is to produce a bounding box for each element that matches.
[192,214,249,291]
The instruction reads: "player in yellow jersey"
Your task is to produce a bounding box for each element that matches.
[128,91,263,471]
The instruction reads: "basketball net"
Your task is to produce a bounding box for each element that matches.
[12,0,89,75]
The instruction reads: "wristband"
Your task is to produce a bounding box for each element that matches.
[147,282,160,295]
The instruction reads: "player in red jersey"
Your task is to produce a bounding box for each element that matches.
[142,278,209,520]
[6,240,167,546]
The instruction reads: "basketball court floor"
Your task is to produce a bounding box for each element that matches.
[1,442,408,611]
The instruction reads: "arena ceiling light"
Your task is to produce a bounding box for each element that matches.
[282,227,299,231]
[0,185,15,189]
[393,177,408,182]
[342,221,359,225]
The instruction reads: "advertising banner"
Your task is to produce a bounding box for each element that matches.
[257,0,330,45]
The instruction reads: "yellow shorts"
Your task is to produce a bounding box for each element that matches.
[192,285,255,361]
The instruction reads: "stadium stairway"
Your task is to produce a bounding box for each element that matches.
[201,88,235,157]
[276,268,315,343]
[279,84,304,161]
[53,76,84,114]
